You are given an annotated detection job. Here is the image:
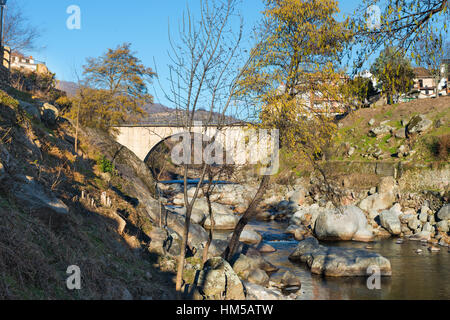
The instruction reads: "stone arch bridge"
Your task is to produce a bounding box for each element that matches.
[113,123,261,162]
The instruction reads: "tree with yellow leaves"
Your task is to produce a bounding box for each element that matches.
[223,0,353,261]
[370,46,415,104]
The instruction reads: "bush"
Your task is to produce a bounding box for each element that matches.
[55,96,72,113]
[437,134,450,160]
[0,90,19,109]
[97,155,115,174]
[429,134,450,160]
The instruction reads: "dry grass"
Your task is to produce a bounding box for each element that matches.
[437,134,450,160]
[341,96,450,128]
[0,99,177,300]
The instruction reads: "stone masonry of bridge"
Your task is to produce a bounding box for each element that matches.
[113,124,278,167]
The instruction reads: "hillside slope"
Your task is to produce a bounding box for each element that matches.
[0,92,178,300]
[335,96,450,163]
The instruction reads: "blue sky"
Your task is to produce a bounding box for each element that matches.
[15,0,367,106]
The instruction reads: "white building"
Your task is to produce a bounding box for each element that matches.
[10,53,49,74]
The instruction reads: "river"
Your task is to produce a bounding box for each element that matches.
[162,181,450,300]
[246,220,450,300]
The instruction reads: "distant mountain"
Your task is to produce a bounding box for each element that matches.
[129,104,241,125]
[54,81,241,124]
[56,80,79,97]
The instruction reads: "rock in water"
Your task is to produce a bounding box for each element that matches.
[258,243,276,253]
[314,206,374,242]
[193,257,245,300]
[247,269,269,287]
[289,238,392,277]
[243,281,284,300]
[227,226,262,245]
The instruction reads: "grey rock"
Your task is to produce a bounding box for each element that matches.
[394,127,406,139]
[204,213,239,230]
[281,271,301,289]
[422,222,433,233]
[436,220,449,233]
[228,226,262,245]
[369,125,392,137]
[247,269,269,287]
[407,115,433,135]
[437,204,450,221]
[6,175,69,227]
[407,216,421,231]
[409,231,431,241]
[194,257,245,300]
[18,100,41,121]
[243,282,284,300]
[419,212,428,223]
[42,108,57,127]
[289,238,392,277]
[288,188,307,206]
[359,192,395,212]
[379,208,402,235]
[314,206,373,242]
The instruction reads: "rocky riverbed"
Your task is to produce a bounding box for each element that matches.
[155,173,449,300]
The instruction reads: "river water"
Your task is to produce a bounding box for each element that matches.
[247,220,450,300]
[162,181,450,300]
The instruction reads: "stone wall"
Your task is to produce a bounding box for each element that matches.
[0,65,10,90]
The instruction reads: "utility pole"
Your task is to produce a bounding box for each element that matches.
[0,0,8,65]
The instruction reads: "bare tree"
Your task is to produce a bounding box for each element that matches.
[164,0,248,293]
[3,2,41,53]
[413,33,447,98]
[352,0,449,71]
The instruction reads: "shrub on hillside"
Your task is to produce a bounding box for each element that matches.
[437,134,450,160]
[97,155,115,174]
[55,96,73,113]
[0,90,19,109]
[429,134,450,161]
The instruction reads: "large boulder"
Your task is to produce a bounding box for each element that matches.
[314,206,374,242]
[243,282,284,300]
[5,175,69,227]
[288,188,307,206]
[289,238,392,277]
[369,124,393,137]
[204,213,239,230]
[171,207,206,225]
[359,192,395,212]
[437,204,450,221]
[227,225,262,245]
[407,114,433,135]
[193,257,245,300]
[232,252,278,280]
[193,199,234,216]
[359,177,397,212]
[18,100,41,122]
[379,206,402,235]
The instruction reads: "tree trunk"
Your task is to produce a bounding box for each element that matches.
[202,189,215,265]
[222,175,270,262]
